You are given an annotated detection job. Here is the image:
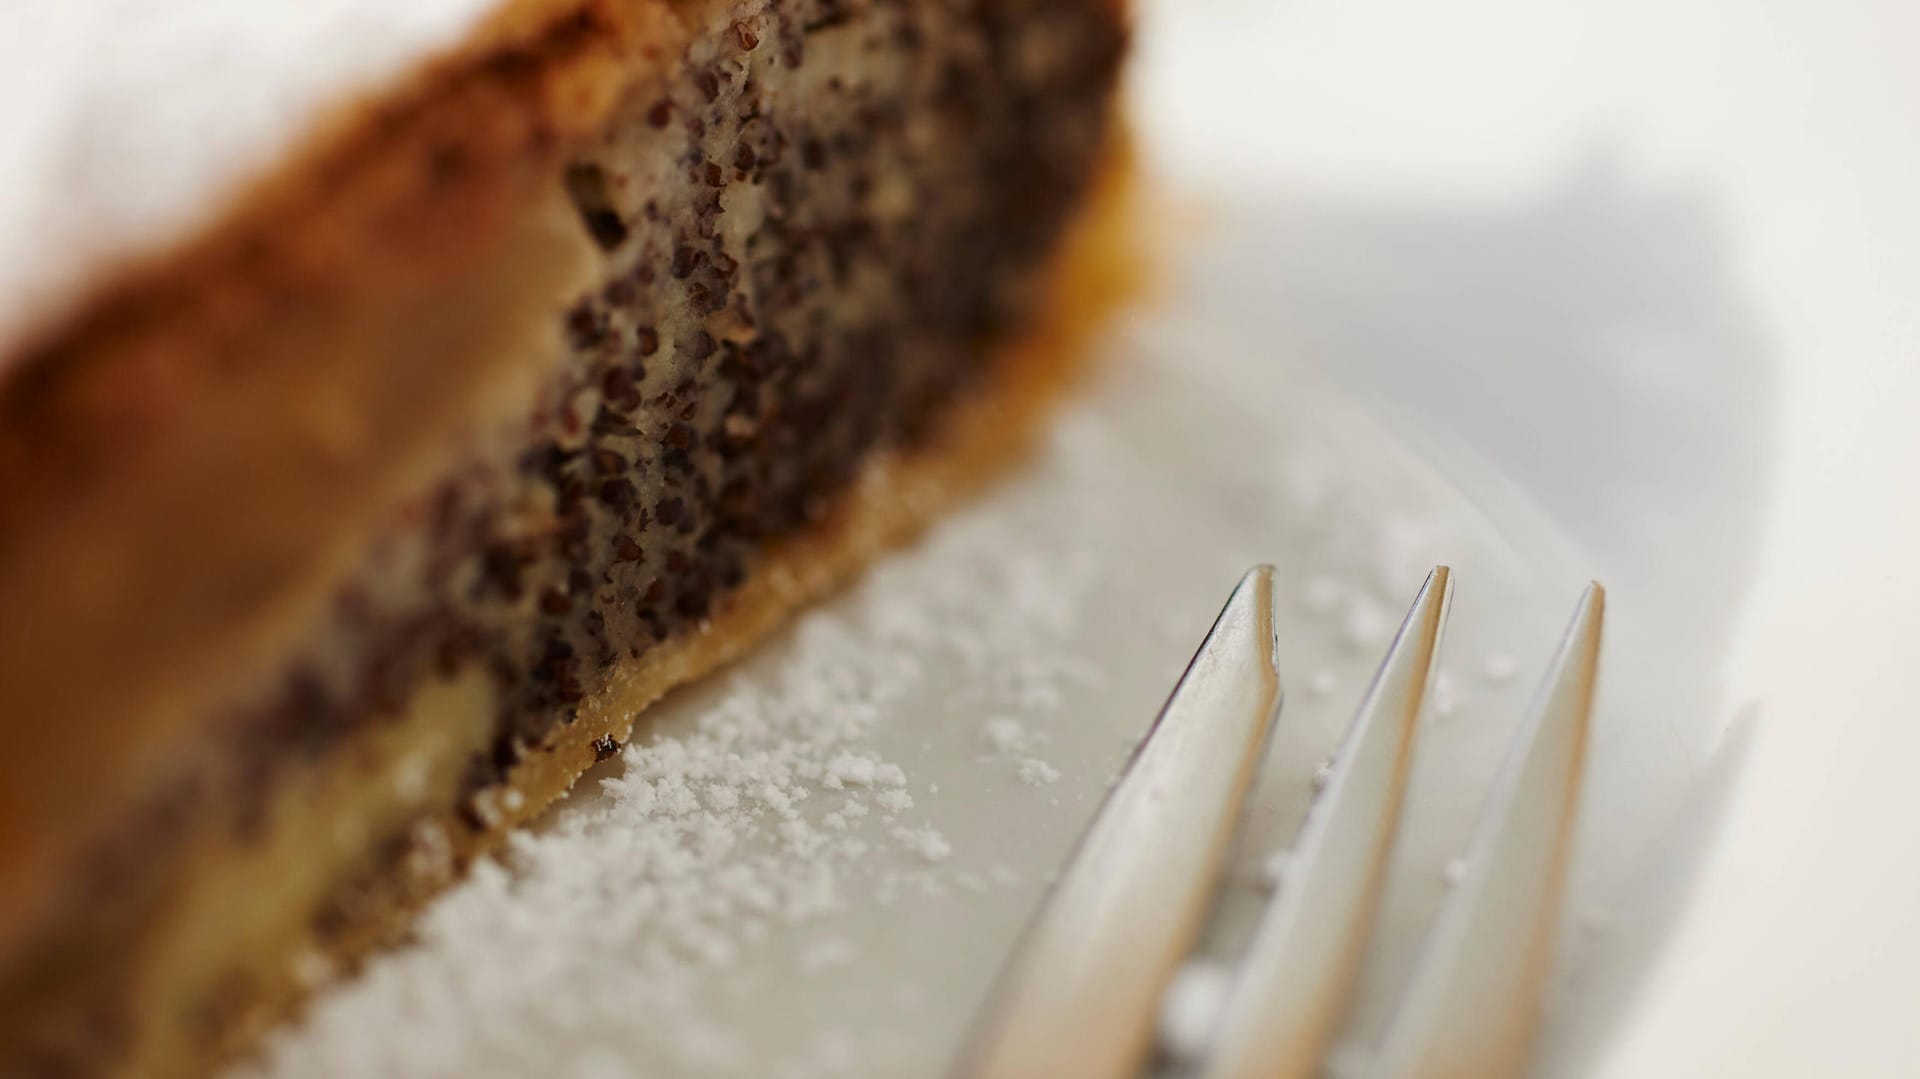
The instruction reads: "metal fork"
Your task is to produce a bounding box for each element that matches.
[952,565,1604,1079]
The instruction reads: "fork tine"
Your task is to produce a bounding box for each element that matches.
[1367,582,1605,1079]
[1199,566,1453,1079]
[951,566,1284,1079]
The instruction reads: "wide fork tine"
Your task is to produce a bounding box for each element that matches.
[1366,582,1604,1079]
[953,566,1285,1079]
[1198,567,1453,1079]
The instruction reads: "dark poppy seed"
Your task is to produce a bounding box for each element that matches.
[581,209,627,251]
[539,637,574,666]
[492,736,527,771]
[601,368,639,411]
[598,479,636,510]
[646,99,673,128]
[676,588,712,619]
[565,303,606,350]
[481,545,525,600]
[603,277,636,306]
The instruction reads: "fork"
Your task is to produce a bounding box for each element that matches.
[951,564,1604,1079]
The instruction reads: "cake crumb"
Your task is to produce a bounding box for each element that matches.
[405,819,453,882]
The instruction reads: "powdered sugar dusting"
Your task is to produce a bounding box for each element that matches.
[890,826,954,864]
[1016,758,1061,786]
[980,717,1030,754]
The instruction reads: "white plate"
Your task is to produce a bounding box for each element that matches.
[256,1,1920,1074]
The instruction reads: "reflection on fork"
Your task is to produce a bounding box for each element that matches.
[952,565,1604,1079]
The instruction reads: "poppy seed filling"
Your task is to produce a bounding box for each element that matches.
[233,0,1123,828]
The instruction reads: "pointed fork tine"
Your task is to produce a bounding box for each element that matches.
[1368,583,1605,1079]
[1201,567,1454,1079]
[952,566,1284,1079]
